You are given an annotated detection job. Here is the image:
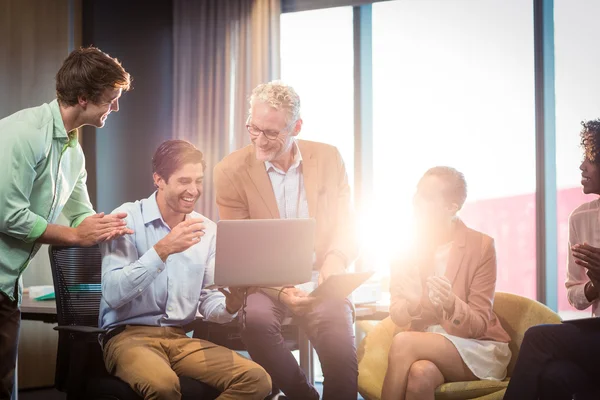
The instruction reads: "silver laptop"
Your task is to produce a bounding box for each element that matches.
[214,219,316,287]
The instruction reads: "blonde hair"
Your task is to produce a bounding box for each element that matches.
[422,166,468,210]
[249,80,301,124]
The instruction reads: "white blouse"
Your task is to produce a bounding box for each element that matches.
[566,199,600,316]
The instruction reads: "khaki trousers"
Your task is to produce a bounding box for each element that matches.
[103,325,271,400]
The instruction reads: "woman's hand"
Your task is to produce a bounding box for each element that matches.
[427,276,456,314]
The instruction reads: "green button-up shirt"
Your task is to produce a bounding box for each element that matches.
[0,99,95,302]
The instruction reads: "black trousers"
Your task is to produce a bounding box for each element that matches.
[504,323,600,400]
[0,293,20,400]
[240,292,357,400]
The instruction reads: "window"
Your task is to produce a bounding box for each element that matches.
[554,0,600,318]
[280,6,355,185]
[280,6,355,382]
[370,0,537,299]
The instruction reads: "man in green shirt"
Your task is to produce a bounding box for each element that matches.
[0,46,132,399]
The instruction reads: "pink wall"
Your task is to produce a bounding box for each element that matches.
[459,187,596,311]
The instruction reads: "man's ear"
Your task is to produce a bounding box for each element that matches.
[78,95,89,109]
[153,172,164,190]
[291,118,303,137]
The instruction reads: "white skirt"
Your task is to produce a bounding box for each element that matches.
[425,324,511,381]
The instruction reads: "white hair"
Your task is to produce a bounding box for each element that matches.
[249,80,301,124]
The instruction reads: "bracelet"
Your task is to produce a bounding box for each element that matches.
[585,281,599,301]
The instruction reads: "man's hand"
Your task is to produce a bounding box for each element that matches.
[572,243,600,300]
[279,287,319,316]
[318,254,346,285]
[219,287,250,314]
[154,218,205,262]
[427,276,456,314]
[74,212,134,247]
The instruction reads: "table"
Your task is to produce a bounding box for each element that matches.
[20,297,57,323]
[16,297,58,400]
[355,300,390,320]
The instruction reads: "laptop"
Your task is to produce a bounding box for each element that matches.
[212,219,316,288]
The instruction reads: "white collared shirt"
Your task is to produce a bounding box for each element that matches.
[265,142,317,289]
[264,141,310,219]
[566,198,600,316]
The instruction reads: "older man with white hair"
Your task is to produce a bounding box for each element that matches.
[214,81,359,399]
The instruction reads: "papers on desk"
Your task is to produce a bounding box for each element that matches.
[26,284,101,301]
[28,285,54,300]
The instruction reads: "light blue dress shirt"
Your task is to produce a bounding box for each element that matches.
[99,192,235,331]
[264,141,309,220]
[265,141,317,290]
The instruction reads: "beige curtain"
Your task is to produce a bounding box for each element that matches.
[173,0,280,221]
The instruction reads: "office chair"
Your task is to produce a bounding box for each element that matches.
[48,245,220,400]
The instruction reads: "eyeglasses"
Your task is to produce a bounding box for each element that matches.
[246,120,295,141]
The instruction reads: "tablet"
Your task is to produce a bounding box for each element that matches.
[309,271,375,300]
[562,317,600,330]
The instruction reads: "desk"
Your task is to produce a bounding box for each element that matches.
[355,300,390,321]
[20,297,57,323]
[17,298,58,399]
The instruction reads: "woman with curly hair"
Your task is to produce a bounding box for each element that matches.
[504,119,600,400]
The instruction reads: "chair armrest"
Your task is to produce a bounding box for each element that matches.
[53,325,106,395]
[357,317,400,400]
[185,318,239,332]
[54,325,106,334]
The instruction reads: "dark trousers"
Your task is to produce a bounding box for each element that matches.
[0,293,20,400]
[504,323,600,400]
[241,292,357,400]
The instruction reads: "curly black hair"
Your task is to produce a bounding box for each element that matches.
[581,119,600,164]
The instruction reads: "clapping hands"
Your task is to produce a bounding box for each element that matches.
[427,276,456,313]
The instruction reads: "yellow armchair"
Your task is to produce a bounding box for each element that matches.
[357,292,562,400]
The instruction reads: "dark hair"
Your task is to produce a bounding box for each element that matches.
[580,119,600,164]
[152,140,206,182]
[56,46,131,106]
[421,166,468,210]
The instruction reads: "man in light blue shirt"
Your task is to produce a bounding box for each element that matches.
[99,140,271,400]
[0,46,133,399]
